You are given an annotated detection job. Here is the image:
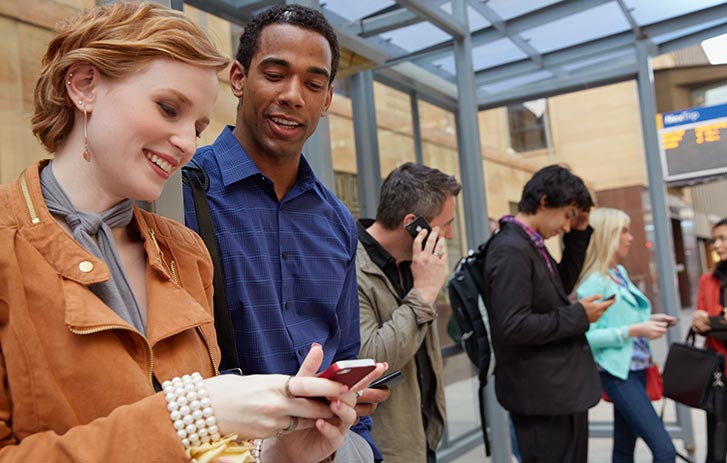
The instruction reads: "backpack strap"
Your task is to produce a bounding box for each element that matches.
[182,160,240,372]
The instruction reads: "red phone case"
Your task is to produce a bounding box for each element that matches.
[317,359,376,388]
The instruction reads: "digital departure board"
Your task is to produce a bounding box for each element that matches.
[657,103,727,185]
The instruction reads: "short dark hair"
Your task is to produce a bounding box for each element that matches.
[375,162,462,229]
[236,4,340,83]
[518,164,593,214]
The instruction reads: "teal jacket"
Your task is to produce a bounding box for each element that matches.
[576,265,652,380]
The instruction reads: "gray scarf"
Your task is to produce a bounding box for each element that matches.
[40,162,146,334]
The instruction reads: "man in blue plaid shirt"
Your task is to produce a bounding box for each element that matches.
[183,5,384,462]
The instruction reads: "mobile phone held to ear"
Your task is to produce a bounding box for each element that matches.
[405,216,432,249]
[317,359,377,388]
[368,370,403,390]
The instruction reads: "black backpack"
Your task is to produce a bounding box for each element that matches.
[447,238,494,456]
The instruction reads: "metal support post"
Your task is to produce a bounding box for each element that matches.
[635,39,696,458]
[350,70,382,219]
[410,92,424,165]
[451,1,512,462]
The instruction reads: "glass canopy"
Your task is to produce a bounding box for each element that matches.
[187,0,727,111]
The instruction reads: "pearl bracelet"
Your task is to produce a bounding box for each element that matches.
[162,372,221,449]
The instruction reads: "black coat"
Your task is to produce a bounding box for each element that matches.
[483,221,601,415]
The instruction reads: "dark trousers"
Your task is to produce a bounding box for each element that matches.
[707,411,727,463]
[510,411,589,463]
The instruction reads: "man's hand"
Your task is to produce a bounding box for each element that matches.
[411,226,448,306]
[580,294,615,322]
[571,208,590,231]
[353,388,390,417]
[350,362,390,418]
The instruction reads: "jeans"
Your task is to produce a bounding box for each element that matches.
[600,370,676,463]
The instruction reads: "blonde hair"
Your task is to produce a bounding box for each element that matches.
[578,207,631,283]
[32,2,230,153]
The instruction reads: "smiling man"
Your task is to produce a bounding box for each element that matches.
[483,165,613,463]
[183,5,381,462]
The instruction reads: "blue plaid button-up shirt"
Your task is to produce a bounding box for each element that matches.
[184,126,378,458]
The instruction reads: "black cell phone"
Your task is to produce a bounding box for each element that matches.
[405,216,431,249]
[368,370,403,390]
[603,294,616,301]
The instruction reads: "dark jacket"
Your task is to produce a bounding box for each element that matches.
[483,221,601,415]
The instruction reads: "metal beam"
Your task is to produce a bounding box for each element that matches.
[394,0,467,39]
[389,0,611,66]
[475,31,634,86]
[353,7,420,37]
[658,20,727,55]
[477,59,637,110]
[645,3,727,38]
[374,63,459,112]
[615,0,642,37]
[467,0,542,67]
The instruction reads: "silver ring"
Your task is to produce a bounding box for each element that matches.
[432,250,442,257]
[283,416,299,433]
[284,375,294,398]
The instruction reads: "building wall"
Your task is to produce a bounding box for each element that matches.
[0,1,238,183]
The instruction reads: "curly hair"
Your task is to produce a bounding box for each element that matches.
[236,4,339,83]
[375,162,461,229]
[518,164,593,214]
[32,2,230,153]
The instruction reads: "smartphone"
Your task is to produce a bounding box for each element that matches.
[368,370,403,390]
[604,294,616,301]
[405,216,432,249]
[317,359,377,388]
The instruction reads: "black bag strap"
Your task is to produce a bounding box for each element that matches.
[182,160,240,371]
[478,381,491,456]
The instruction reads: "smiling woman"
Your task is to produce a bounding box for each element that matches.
[0,2,379,462]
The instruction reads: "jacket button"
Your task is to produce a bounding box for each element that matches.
[78,261,94,273]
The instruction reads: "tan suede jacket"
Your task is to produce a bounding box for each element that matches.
[0,162,220,462]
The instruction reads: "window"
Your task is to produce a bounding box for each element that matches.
[333,171,360,219]
[507,103,547,152]
[692,81,727,107]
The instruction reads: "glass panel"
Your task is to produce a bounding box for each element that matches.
[373,82,416,176]
[329,93,360,216]
[418,100,466,262]
[520,2,630,54]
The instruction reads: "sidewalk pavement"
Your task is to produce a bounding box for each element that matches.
[445,308,708,463]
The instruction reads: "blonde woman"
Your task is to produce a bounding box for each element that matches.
[0,3,383,462]
[576,208,676,463]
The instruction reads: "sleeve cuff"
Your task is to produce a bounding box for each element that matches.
[404,288,437,325]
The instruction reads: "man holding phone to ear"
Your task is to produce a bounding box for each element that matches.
[356,162,461,463]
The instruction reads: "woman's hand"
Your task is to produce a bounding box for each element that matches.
[692,309,711,334]
[204,344,348,440]
[262,345,362,463]
[629,320,668,340]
